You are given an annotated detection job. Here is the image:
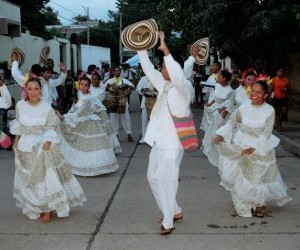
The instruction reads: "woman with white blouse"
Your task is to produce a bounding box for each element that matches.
[214,81,292,218]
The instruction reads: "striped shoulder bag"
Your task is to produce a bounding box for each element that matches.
[167,101,199,152]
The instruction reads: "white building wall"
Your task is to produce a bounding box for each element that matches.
[0,0,20,21]
[0,33,70,75]
[80,44,111,72]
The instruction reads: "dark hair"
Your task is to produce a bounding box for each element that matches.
[213,61,221,70]
[26,77,42,88]
[92,72,101,80]
[80,75,91,85]
[220,69,232,82]
[30,64,42,76]
[276,67,285,72]
[87,64,97,74]
[245,71,256,78]
[255,80,269,94]
[41,66,52,73]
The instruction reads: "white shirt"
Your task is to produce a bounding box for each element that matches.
[105,77,134,88]
[136,76,154,109]
[235,85,250,107]
[203,73,218,103]
[90,85,106,101]
[11,61,66,105]
[137,50,194,149]
[0,84,12,109]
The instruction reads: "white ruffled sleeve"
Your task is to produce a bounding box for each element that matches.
[9,104,21,135]
[215,108,241,143]
[248,110,280,156]
[42,109,61,144]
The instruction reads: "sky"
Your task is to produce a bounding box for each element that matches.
[46,0,117,25]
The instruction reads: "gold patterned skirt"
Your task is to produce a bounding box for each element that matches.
[217,142,292,217]
[61,118,120,176]
[13,144,86,219]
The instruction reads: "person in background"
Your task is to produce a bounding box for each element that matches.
[61,76,120,176]
[105,67,135,142]
[0,77,12,131]
[62,70,77,113]
[270,67,290,131]
[201,69,235,167]
[202,61,221,104]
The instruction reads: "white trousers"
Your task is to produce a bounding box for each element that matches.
[140,107,149,141]
[110,102,132,135]
[147,146,184,229]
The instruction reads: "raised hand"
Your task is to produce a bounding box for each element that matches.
[59,62,66,73]
[157,31,170,56]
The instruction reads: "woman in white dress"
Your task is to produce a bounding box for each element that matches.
[61,76,119,176]
[201,70,235,167]
[91,73,122,154]
[214,81,292,218]
[235,71,256,107]
[10,78,86,223]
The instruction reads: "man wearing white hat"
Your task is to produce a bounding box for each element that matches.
[137,31,195,235]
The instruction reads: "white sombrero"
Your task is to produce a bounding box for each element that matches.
[39,46,50,66]
[191,37,210,65]
[8,47,25,70]
[121,19,159,51]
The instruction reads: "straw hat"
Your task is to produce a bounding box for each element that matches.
[7,47,25,70]
[39,46,50,66]
[191,38,210,65]
[121,19,159,51]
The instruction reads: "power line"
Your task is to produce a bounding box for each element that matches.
[49,0,80,15]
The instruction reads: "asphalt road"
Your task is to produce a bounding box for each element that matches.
[1,92,299,250]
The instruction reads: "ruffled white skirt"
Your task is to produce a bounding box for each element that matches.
[61,118,119,176]
[13,145,86,219]
[217,142,292,217]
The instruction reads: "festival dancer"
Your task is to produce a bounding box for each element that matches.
[214,81,292,217]
[10,77,86,223]
[60,76,119,176]
[137,31,195,235]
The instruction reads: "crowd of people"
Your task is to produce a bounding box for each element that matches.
[0,30,293,235]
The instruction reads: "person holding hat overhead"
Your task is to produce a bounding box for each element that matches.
[137,31,195,235]
[11,53,67,108]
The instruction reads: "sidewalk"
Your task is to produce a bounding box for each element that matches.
[273,109,300,157]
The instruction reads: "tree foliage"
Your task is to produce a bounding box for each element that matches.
[156,0,300,73]
[43,6,61,25]
[6,0,55,40]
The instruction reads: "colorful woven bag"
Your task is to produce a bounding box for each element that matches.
[167,103,199,152]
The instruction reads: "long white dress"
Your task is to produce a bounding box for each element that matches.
[90,86,122,154]
[234,85,250,108]
[201,83,235,166]
[215,102,292,217]
[10,100,86,219]
[60,92,119,176]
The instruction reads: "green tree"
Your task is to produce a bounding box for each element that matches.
[6,0,54,40]
[156,0,300,74]
[43,6,61,25]
[72,15,88,24]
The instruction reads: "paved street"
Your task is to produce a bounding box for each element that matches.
[1,92,300,250]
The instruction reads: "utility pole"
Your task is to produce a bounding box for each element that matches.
[119,12,123,64]
[82,6,90,45]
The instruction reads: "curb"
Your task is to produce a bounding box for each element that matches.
[274,130,300,157]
